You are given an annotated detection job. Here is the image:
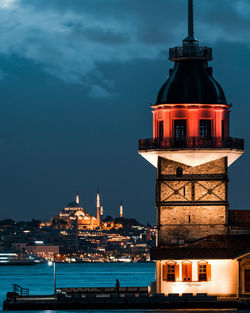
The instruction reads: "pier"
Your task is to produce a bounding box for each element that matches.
[3,285,250,311]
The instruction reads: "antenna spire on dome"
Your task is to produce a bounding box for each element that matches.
[188,0,194,38]
[184,0,197,43]
[168,0,212,69]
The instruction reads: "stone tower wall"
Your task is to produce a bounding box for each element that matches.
[157,157,228,245]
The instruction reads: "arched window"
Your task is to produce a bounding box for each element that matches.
[176,167,183,177]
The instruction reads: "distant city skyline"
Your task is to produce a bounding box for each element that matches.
[0,0,249,223]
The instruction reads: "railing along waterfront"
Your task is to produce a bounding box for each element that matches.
[12,284,29,296]
[139,137,244,151]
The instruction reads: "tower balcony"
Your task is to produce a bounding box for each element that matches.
[169,45,212,61]
[139,137,244,168]
[139,137,244,151]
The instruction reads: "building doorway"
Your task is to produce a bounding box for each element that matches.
[245,269,250,292]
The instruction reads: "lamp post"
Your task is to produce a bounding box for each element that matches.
[48,260,56,295]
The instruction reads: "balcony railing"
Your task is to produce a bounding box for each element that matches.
[169,46,212,61]
[139,137,244,151]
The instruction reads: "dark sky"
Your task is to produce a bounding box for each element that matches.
[0,0,249,224]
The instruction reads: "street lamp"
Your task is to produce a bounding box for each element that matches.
[48,260,56,295]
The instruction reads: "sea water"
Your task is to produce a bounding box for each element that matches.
[0,262,247,313]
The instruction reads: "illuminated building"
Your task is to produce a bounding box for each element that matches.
[25,244,59,261]
[58,193,100,230]
[139,0,250,296]
[56,192,123,231]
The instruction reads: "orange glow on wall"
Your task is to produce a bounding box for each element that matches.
[159,259,239,296]
[152,104,230,140]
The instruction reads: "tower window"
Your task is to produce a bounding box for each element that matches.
[176,167,183,177]
[158,121,164,140]
[174,120,186,140]
[200,120,211,139]
[222,120,225,140]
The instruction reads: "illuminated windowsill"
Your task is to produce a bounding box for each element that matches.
[163,280,209,283]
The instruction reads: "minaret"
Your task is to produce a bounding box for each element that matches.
[120,202,123,218]
[96,191,100,225]
[100,205,103,222]
[76,192,79,204]
[138,0,244,293]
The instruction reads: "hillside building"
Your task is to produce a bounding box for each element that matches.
[58,193,100,230]
[40,192,124,231]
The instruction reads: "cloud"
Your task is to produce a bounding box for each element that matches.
[0,0,249,98]
[83,27,130,45]
[0,0,18,9]
[196,0,250,44]
[89,85,114,99]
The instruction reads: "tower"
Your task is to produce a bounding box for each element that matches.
[76,192,79,205]
[139,0,244,245]
[96,191,100,225]
[100,205,103,222]
[120,202,123,218]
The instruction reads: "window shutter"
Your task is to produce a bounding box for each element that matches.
[187,263,192,281]
[175,264,180,281]
[163,264,168,281]
[207,264,211,281]
[182,263,186,280]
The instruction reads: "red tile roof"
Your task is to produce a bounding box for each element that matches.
[151,235,250,260]
[229,210,250,226]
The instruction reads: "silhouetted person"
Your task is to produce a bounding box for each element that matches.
[116,278,120,293]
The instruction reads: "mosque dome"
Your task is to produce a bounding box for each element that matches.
[66,201,81,208]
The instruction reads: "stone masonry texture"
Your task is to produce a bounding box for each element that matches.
[157,157,228,245]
